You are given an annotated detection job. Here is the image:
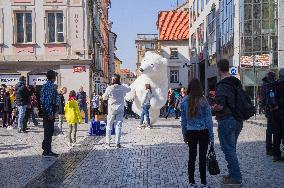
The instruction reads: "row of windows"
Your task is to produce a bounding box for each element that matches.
[241,0,279,56]
[1,12,64,44]
[190,0,210,27]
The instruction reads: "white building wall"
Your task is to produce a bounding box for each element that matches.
[60,65,90,99]
[160,40,190,89]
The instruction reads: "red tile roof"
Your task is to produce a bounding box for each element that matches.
[157,11,189,41]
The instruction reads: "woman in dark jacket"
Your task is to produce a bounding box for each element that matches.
[3,91,12,128]
[57,87,67,134]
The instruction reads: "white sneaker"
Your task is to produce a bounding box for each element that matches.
[137,125,143,129]
[7,126,13,130]
[145,126,151,130]
[68,143,72,147]
[188,183,196,188]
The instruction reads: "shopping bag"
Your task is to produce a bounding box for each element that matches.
[207,144,220,175]
[53,124,61,136]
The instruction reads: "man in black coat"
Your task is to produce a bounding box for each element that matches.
[15,76,30,133]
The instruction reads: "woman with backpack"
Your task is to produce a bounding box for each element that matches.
[137,84,153,129]
[181,79,214,188]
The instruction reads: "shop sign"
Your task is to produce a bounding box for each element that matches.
[29,75,47,85]
[73,66,86,73]
[0,75,20,86]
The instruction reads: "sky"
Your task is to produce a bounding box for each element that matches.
[109,0,180,71]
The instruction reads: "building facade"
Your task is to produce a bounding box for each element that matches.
[120,69,137,86]
[135,34,159,70]
[189,0,282,98]
[108,30,117,82]
[0,0,93,98]
[114,56,122,75]
[157,11,190,89]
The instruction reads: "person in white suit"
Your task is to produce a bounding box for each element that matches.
[102,74,131,148]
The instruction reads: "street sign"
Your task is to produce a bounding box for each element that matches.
[229,67,238,75]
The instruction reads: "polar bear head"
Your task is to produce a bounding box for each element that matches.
[138,51,168,78]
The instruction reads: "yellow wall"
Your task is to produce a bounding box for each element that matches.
[114,58,122,74]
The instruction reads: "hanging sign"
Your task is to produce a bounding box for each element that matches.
[0,75,20,86]
[29,75,48,85]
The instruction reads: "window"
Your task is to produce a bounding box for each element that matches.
[47,12,64,43]
[170,48,178,59]
[15,12,32,43]
[170,70,179,83]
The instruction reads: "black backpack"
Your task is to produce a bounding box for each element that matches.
[219,81,256,121]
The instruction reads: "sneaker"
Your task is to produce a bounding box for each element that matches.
[42,151,59,158]
[273,156,284,162]
[221,177,242,186]
[7,126,13,130]
[68,143,72,147]
[145,126,151,130]
[18,129,22,133]
[116,144,122,148]
[137,125,143,129]
[200,184,211,188]
[105,143,111,148]
[188,183,196,188]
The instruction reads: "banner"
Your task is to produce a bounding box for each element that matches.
[0,75,20,86]
[29,75,47,85]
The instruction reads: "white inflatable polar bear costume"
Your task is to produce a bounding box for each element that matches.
[125,51,168,124]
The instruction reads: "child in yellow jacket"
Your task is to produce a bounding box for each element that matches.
[64,90,82,147]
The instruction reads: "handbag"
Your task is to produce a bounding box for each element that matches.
[207,144,220,175]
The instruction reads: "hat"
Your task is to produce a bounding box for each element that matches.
[19,76,26,81]
[279,68,284,77]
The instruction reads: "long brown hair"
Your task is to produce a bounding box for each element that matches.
[145,84,152,93]
[188,78,203,118]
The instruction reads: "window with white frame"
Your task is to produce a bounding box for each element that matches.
[47,12,64,43]
[170,48,178,59]
[15,12,32,43]
[170,70,179,83]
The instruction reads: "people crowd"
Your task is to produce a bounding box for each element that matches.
[1,59,284,187]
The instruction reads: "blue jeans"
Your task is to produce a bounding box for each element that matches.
[80,105,88,123]
[140,105,150,125]
[266,117,273,152]
[217,116,243,182]
[17,105,27,130]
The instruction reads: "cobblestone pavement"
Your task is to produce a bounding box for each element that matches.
[58,118,283,188]
[0,120,90,188]
[1,118,284,188]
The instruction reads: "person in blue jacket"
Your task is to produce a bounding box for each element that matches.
[181,78,214,188]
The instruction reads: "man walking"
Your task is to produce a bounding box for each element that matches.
[15,76,30,133]
[77,86,88,123]
[103,74,130,148]
[40,70,59,157]
[213,59,243,186]
[260,72,276,156]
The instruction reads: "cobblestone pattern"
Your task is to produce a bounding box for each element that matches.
[59,118,284,188]
[0,121,90,188]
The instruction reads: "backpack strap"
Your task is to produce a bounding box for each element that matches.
[216,80,237,115]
